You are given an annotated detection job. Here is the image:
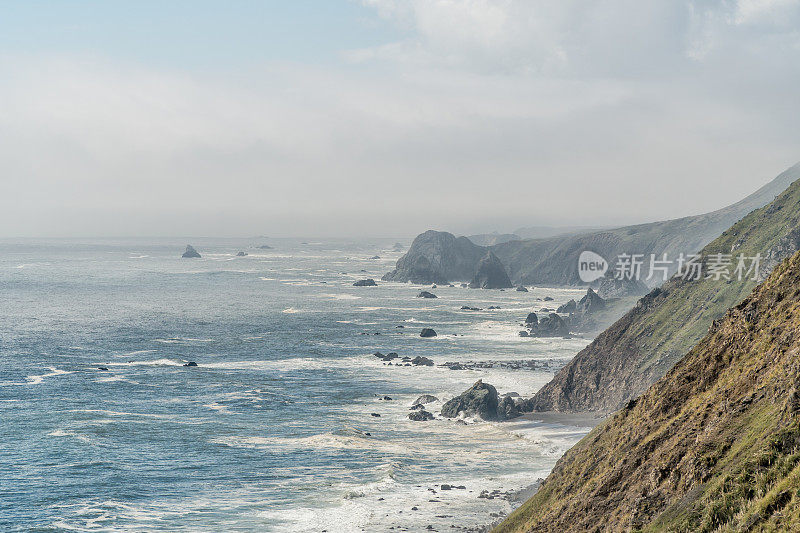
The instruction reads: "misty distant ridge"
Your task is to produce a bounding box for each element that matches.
[387,162,800,287]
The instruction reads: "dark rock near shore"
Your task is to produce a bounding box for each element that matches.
[183,361,198,367]
[353,279,377,286]
[411,356,434,366]
[516,285,528,292]
[417,291,437,299]
[440,379,520,421]
[543,296,554,301]
[469,251,513,289]
[236,251,248,256]
[530,313,570,338]
[461,306,482,311]
[181,245,201,258]
[420,328,437,338]
[525,312,538,325]
[408,410,435,421]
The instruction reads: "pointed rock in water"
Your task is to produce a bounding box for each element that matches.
[543,296,554,301]
[420,328,437,338]
[182,245,201,258]
[576,287,605,313]
[183,361,198,367]
[411,356,434,366]
[417,291,437,299]
[557,299,577,313]
[469,251,513,289]
[353,278,377,286]
[525,312,538,325]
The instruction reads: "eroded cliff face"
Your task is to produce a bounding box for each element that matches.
[497,248,800,533]
[526,172,800,414]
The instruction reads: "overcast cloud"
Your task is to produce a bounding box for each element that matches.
[0,0,798,237]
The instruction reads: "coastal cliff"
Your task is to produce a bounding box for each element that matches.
[496,248,800,532]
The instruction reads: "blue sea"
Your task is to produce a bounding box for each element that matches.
[0,238,592,532]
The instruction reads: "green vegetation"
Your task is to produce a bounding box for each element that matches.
[496,250,800,532]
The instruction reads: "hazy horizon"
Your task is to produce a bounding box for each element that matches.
[2,1,799,238]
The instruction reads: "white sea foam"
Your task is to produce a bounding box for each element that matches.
[26,366,71,385]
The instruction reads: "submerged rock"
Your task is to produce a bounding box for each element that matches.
[417,291,438,299]
[236,251,248,257]
[516,285,529,292]
[183,361,198,367]
[413,394,439,406]
[181,245,201,258]
[469,251,513,289]
[257,244,273,249]
[353,279,377,286]
[420,328,437,338]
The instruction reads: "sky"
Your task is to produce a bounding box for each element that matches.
[1,0,799,238]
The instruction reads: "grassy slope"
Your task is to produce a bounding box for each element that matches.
[496,250,800,532]
[527,172,800,413]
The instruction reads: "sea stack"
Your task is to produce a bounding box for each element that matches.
[182,245,201,258]
[469,251,513,289]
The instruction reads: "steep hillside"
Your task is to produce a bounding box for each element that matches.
[386,163,800,286]
[496,249,800,533]
[526,172,800,413]
[493,163,800,286]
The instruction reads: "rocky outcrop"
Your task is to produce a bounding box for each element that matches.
[353,279,377,286]
[525,313,570,338]
[497,248,800,532]
[181,245,201,258]
[576,287,605,313]
[417,291,437,299]
[382,230,487,284]
[419,328,437,338]
[515,285,528,292]
[468,251,513,289]
[440,380,520,421]
[236,251,248,257]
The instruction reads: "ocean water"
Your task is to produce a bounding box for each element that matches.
[0,238,592,532]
